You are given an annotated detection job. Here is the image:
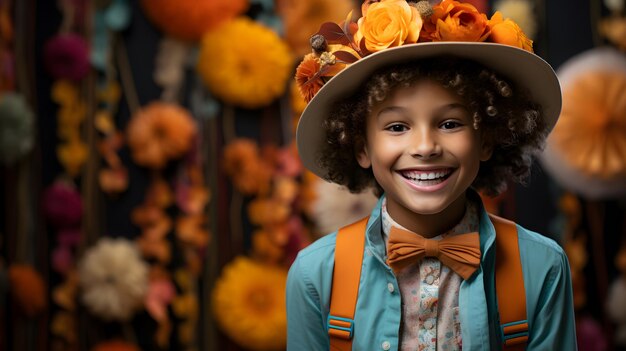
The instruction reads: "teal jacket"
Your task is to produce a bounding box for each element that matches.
[286,194,577,350]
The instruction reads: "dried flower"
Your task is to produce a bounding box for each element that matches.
[0,93,34,164]
[41,179,83,229]
[223,139,272,195]
[78,238,149,321]
[8,264,47,317]
[43,33,91,81]
[126,102,197,169]
[212,256,287,350]
[197,18,292,109]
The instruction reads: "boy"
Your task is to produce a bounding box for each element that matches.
[288,0,577,349]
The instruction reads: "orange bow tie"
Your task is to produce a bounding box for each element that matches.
[386,227,481,280]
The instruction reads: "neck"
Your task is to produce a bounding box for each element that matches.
[386,192,467,238]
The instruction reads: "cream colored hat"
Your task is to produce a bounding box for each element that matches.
[294,0,561,179]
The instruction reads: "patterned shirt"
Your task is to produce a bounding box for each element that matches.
[381,199,479,351]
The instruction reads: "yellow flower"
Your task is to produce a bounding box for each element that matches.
[212,256,287,351]
[488,12,533,52]
[354,0,422,52]
[197,18,292,109]
[57,140,88,177]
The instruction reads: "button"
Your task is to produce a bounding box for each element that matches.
[387,283,395,293]
[381,341,391,350]
[425,275,435,284]
[424,319,434,330]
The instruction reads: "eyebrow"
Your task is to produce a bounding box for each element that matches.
[376,102,469,118]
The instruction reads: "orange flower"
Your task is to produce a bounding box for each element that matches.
[140,0,248,42]
[488,12,533,52]
[273,177,299,205]
[126,102,197,169]
[247,198,291,227]
[252,229,284,263]
[354,0,422,52]
[422,0,490,42]
[8,264,47,317]
[295,54,324,103]
[176,214,210,248]
[99,167,128,195]
[223,139,272,195]
[91,340,141,351]
[146,177,174,208]
[136,235,171,263]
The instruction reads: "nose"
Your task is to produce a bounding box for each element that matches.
[410,128,441,159]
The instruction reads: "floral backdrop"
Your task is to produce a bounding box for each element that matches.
[0,0,625,350]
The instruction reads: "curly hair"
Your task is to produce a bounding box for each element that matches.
[318,56,549,197]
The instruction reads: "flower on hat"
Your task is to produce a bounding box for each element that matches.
[212,256,287,350]
[356,0,422,52]
[197,18,292,109]
[78,238,149,321]
[488,11,533,52]
[295,0,534,102]
[422,0,490,42]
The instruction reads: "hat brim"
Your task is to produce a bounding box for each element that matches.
[296,41,562,179]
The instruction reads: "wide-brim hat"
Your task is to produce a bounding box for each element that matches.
[296,41,561,179]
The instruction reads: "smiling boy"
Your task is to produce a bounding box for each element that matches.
[287,1,577,350]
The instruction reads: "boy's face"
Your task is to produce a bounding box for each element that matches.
[357,79,492,225]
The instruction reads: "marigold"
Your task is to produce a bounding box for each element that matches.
[212,256,287,350]
[197,18,292,109]
[140,0,249,41]
[126,102,197,169]
[354,0,422,52]
[488,11,533,52]
[8,264,47,317]
[423,0,490,42]
[248,197,291,227]
[223,139,272,195]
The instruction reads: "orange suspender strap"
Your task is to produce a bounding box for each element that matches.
[489,214,529,350]
[328,216,369,351]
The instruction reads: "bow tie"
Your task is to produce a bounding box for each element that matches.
[386,227,481,280]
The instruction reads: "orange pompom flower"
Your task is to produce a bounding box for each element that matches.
[223,139,272,195]
[91,340,141,351]
[8,264,47,317]
[422,0,490,42]
[126,102,197,169]
[488,12,533,52]
[247,198,291,227]
[140,0,249,42]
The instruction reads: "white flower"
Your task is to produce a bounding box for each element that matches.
[311,180,378,235]
[604,0,624,13]
[494,0,537,39]
[607,277,626,345]
[78,237,149,321]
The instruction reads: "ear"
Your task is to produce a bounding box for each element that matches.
[480,137,493,162]
[356,144,372,169]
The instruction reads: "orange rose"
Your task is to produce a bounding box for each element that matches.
[355,0,422,52]
[422,0,490,42]
[488,12,533,52]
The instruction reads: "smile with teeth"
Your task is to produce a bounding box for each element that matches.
[399,169,453,185]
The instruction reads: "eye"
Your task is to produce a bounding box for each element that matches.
[385,124,408,133]
[440,121,462,130]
